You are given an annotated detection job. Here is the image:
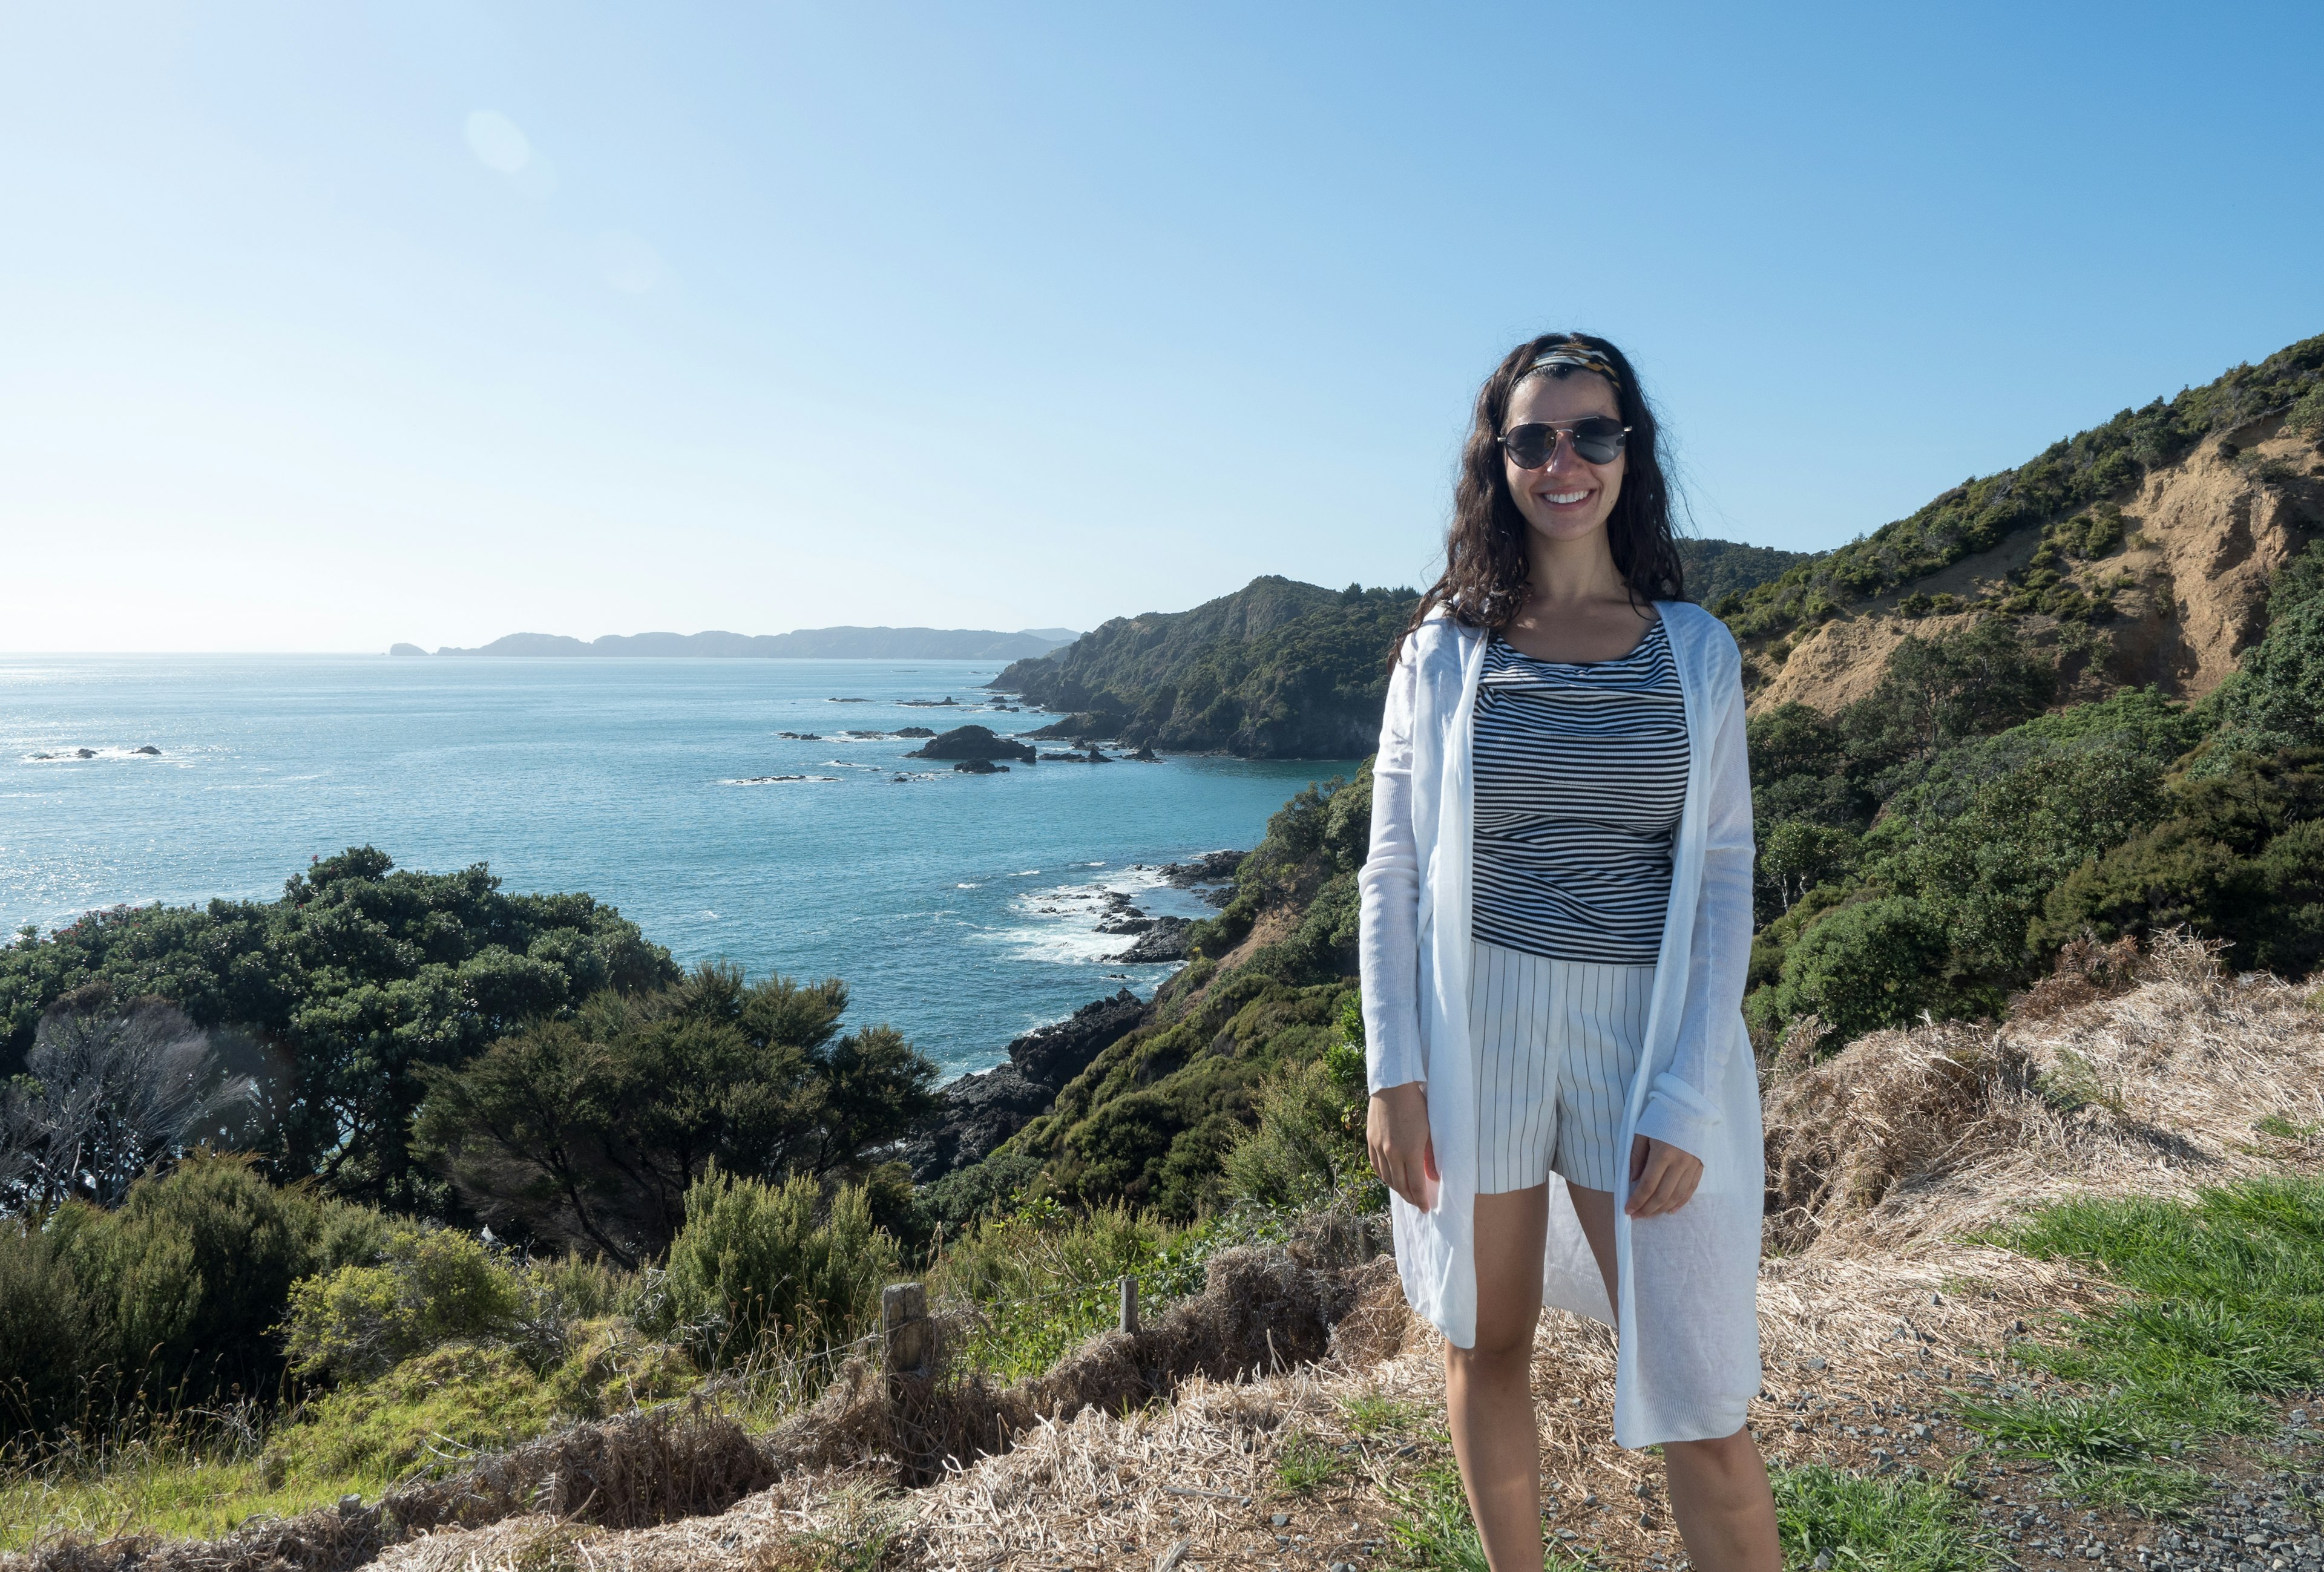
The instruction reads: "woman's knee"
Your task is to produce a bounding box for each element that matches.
[1664,1427,1759,1483]
[1443,1321,1535,1373]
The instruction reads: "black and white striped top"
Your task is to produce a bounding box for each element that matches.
[1471,619,1689,965]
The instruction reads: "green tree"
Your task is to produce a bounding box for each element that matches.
[1758,820,1861,915]
[1748,702,1846,785]
[1839,618,2056,768]
[2207,595,2324,756]
[413,966,938,1266]
[2034,751,2324,975]
[0,848,677,1210]
[1888,745,2170,974]
[1762,897,1955,1040]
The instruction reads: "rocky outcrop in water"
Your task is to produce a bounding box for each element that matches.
[1110,917,1192,963]
[910,725,1037,762]
[901,989,1148,1181]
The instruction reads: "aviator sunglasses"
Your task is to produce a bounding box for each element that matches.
[1499,417,1630,468]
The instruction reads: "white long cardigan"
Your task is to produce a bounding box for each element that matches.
[1357,600,1762,1449]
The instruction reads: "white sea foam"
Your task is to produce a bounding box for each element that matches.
[721,774,840,786]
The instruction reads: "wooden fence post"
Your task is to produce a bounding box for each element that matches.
[882,1282,931,1378]
[1118,1274,1139,1335]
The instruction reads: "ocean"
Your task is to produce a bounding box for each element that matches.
[0,655,1359,1076]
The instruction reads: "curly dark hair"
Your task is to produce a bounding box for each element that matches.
[1399,332,1683,656]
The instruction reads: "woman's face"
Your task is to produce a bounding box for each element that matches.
[1502,371,1626,546]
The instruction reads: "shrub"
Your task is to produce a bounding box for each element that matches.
[1222,994,1377,1212]
[46,1153,392,1420]
[1762,897,1955,1040]
[661,1169,898,1362]
[1889,745,2169,974]
[542,1317,697,1419]
[0,1219,91,1438]
[2214,595,2324,750]
[2289,383,2324,444]
[917,1149,1045,1234]
[282,1227,527,1386]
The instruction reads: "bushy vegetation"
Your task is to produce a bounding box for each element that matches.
[0,847,678,1209]
[1679,537,1813,608]
[662,1168,898,1363]
[1722,335,2324,643]
[1742,528,2324,1040]
[413,963,937,1265]
[0,1154,390,1438]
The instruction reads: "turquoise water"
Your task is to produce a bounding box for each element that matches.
[0,656,1357,1076]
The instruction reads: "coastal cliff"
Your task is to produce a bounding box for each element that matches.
[988,541,1807,761]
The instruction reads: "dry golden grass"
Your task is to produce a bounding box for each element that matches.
[1766,931,2324,1255]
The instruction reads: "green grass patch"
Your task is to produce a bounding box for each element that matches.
[1771,1464,1995,1571]
[1961,1176,2324,1495]
[1340,1391,1428,1436]
[264,1342,567,1484]
[0,1428,386,1551]
[1275,1429,1343,1493]
[925,1200,1213,1378]
[1383,1462,1593,1571]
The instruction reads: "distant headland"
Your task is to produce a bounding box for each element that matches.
[399,626,1080,661]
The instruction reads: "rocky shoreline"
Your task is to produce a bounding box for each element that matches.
[897,989,1150,1181]
[900,847,1247,1182]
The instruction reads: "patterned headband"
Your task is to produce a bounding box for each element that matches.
[1525,343,1622,390]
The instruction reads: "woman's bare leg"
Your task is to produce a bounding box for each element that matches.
[1567,1180,1779,1572]
[1446,1185,1548,1572]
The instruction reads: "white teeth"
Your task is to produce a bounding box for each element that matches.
[1543,490,1589,504]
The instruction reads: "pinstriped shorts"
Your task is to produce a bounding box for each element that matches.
[1468,940,1653,1195]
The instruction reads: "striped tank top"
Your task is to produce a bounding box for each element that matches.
[1470,618,1689,965]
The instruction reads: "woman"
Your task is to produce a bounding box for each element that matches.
[1359,333,1774,1572]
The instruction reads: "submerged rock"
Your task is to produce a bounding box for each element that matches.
[953,758,1010,774]
[133,745,161,756]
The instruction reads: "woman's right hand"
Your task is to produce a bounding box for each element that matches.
[1366,1082,1438,1208]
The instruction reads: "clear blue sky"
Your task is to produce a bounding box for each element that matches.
[4,3,2319,652]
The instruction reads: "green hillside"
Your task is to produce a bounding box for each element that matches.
[991,539,1809,759]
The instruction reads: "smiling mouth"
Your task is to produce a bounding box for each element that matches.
[1538,488,1592,506]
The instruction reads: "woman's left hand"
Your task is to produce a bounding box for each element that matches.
[1624,1136,1702,1217]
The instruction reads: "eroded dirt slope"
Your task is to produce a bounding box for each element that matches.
[1751,418,2324,714]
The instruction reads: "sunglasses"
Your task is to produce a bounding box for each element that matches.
[1500,418,1630,468]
